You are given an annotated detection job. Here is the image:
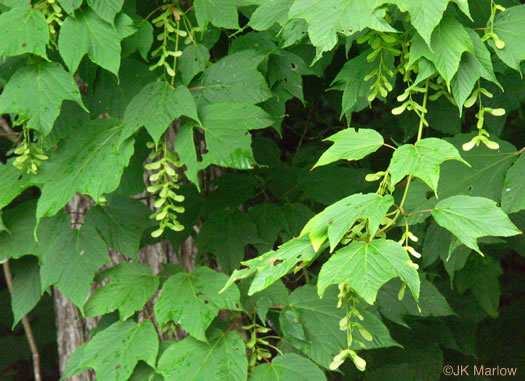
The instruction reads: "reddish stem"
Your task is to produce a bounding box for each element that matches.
[225,314,248,334]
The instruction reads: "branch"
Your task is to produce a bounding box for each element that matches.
[225,314,248,334]
[2,261,42,381]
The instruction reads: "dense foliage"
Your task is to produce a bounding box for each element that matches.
[0,0,524,380]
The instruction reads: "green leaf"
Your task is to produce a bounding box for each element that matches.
[249,353,326,381]
[366,338,443,380]
[317,239,420,304]
[456,256,503,318]
[0,0,30,8]
[502,153,525,213]
[157,329,247,381]
[331,50,389,115]
[376,278,455,327]
[451,0,472,19]
[240,279,288,322]
[84,262,160,320]
[301,193,394,252]
[59,8,126,75]
[39,214,109,311]
[121,82,199,144]
[389,138,469,195]
[289,0,395,60]
[83,196,152,260]
[85,57,157,119]
[0,200,38,262]
[122,17,153,61]
[194,0,249,29]
[248,203,290,252]
[0,62,87,136]
[0,212,5,232]
[422,222,471,281]
[379,0,449,47]
[173,123,207,187]
[490,4,525,72]
[249,0,294,30]
[432,195,521,255]
[312,128,384,169]
[154,267,241,342]
[58,0,83,14]
[221,236,321,296]
[178,44,210,86]
[280,285,399,368]
[404,134,517,224]
[455,255,502,317]
[0,7,48,58]
[299,166,374,206]
[87,0,124,23]
[267,50,314,104]
[197,208,259,271]
[201,50,273,104]
[0,160,39,210]
[35,119,135,224]
[451,29,501,112]
[64,320,158,381]
[10,256,41,328]
[198,103,275,170]
[408,13,473,85]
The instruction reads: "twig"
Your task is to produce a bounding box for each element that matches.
[2,262,42,381]
[518,147,525,155]
[383,143,397,150]
[405,209,433,217]
[225,314,248,334]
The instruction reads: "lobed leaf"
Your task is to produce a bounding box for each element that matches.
[490,4,525,72]
[432,195,521,255]
[317,239,420,304]
[289,0,396,60]
[63,320,159,381]
[408,13,473,86]
[0,62,87,136]
[200,50,273,104]
[59,9,127,75]
[389,137,470,195]
[221,235,321,296]
[87,0,125,24]
[312,128,384,169]
[301,193,394,252]
[83,195,153,260]
[84,262,160,320]
[35,119,135,224]
[249,0,294,31]
[249,353,326,381]
[157,329,247,381]
[378,0,449,47]
[0,7,48,58]
[39,214,110,311]
[280,285,399,368]
[154,267,241,342]
[121,82,199,145]
[501,153,525,214]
